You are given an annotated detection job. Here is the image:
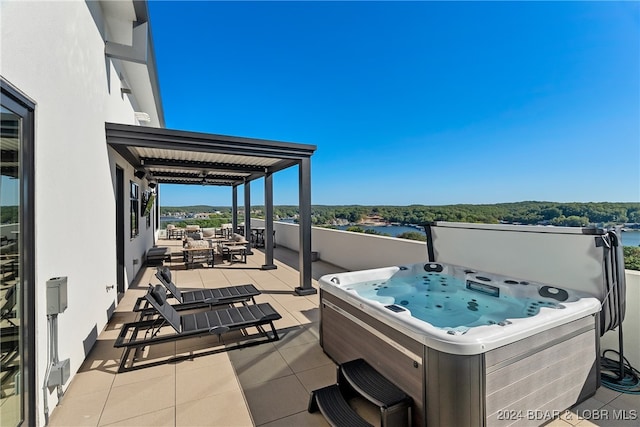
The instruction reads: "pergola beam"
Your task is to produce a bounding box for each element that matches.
[106,123,316,160]
[140,157,267,173]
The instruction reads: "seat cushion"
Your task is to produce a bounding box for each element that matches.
[150,285,167,306]
[159,267,172,284]
[202,228,216,238]
[185,232,203,240]
[232,233,248,244]
[185,239,210,249]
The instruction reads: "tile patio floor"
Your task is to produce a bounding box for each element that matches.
[48,239,639,427]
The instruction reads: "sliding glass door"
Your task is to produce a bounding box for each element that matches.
[1,79,35,426]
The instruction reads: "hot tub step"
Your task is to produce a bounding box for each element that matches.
[339,359,412,427]
[308,384,373,427]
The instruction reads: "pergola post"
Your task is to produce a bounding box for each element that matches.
[243,179,252,255]
[232,185,238,234]
[295,157,315,295]
[262,170,276,270]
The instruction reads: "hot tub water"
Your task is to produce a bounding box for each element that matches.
[344,264,563,332]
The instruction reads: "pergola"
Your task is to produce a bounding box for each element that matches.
[106,122,317,295]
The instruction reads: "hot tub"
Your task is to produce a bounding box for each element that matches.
[319,262,602,426]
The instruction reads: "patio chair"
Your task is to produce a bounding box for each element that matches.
[182,239,214,269]
[133,267,261,314]
[166,224,184,240]
[115,285,281,372]
[218,233,248,264]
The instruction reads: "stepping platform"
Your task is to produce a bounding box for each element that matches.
[309,384,373,427]
[309,358,412,427]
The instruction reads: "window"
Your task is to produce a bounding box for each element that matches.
[1,78,36,426]
[130,181,139,238]
[143,190,154,228]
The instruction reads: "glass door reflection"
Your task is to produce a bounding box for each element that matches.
[0,106,22,426]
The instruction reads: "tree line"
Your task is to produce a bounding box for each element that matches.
[162,202,639,228]
[277,202,639,227]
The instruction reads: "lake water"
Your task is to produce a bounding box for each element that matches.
[336,225,640,247]
[622,231,640,247]
[334,224,423,236]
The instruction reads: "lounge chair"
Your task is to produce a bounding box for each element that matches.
[115,285,281,372]
[134,267,260,312]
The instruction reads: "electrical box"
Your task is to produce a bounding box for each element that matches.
[46,277,68,315]
[47,358,70,387]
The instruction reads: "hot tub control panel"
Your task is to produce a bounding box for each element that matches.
[466,280,500,297]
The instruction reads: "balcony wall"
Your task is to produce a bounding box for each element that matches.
[254,219,640,368]
[255,219,427,270]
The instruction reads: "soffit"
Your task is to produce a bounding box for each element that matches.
[101,0,165,127]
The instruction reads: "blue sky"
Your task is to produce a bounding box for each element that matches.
[149,1,639,207]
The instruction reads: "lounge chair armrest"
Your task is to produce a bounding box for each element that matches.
[203,297,220,305]
[260,313,282,322]
[208,326,230,335]
[251,303,282,322]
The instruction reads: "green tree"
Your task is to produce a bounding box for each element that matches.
[552,215,590,227]
[346,226,364,233]
[397,232,427,241]
[623,246,640,271]
[364,229,390,236]
[541,207,562,221]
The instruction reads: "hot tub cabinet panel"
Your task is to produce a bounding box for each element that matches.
[483,315,599,424]
[320,289,600,427]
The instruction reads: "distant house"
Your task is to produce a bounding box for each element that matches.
[360,214,388,226]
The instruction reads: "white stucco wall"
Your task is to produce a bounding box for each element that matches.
[253,219,427,270]
[1,1,159,424]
